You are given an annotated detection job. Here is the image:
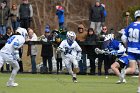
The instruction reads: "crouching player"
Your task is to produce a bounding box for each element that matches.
[57,31,82,83]
[95,34,128,83]
[104,34,128,84]
[111,54,129,84]
[0,27,28,87]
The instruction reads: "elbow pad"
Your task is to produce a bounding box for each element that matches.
[121,35,127,44]
[13,42,19,49]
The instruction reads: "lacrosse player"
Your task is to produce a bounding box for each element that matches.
[111,54,129,84]
[0,27,28,87]
[57,31,82,83]
[121,10,140,93]
[105,34,129,84]
[95,33,128,83]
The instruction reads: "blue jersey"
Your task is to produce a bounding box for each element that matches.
[107,39,126,57]
[124,22,140,54]
[1,35,25,54]
[108,39,120,51]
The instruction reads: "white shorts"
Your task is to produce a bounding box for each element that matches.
[62,56,79,69]
[0,52,19,67]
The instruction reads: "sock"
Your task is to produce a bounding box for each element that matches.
[9,67,19,82]
[72,73,76,78]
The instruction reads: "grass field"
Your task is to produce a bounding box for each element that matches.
[0,73,138,93]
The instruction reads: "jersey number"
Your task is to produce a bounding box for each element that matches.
[64,47,72,55]
[128,28,139,42]
[7,36,15,44]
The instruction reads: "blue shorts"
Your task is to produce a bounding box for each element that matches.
[119,55,129,65]
[127,52,140,61]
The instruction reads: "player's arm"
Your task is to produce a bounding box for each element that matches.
[75,42,82,61]
[75,41,82,52]
[121,35,127,47]
[121,28,128,47]
[57,40,65,52]
[13,40,23,61]
[117,43,126,54]
[110,42,126,55]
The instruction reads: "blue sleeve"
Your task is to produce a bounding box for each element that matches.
[114,40,120,48]
[124,22,134,37]
[108,40,119,50]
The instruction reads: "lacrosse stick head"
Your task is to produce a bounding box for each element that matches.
[95,48,105,54]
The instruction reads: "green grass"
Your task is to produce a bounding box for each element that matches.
[0,73,138,93]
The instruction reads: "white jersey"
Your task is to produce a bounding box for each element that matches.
[1,35,25,54]
[59,40,82,58]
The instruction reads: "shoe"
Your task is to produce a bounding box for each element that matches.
[137,87,140,93]
[120,69,126,82]
[116,79,126,84]
[137,88,140,93]
[72,77,78,83]
[7,81,18,87]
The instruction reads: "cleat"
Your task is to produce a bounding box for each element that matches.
[116,79,126,84]
[137,87,140,93]
[120,69,126,82]
[72,77,78,83]
[7,81,18,87]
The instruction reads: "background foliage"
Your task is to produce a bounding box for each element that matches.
[6,0,140,35]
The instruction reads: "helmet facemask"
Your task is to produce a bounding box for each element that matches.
[67,31,76,44]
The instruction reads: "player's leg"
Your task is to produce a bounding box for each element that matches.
[72,59,79,83]
[111,61,126,84]
[138,70,140,93]
[125,60,136,74]
[7,60,20,87]
[0,52,5,72]
[120,53,136,82]
[0,62,3,70]
[120,60,136,83]
[111,62,120,76]
[73,60,79,74]
[137,60,140,93]
[63,58,74,75]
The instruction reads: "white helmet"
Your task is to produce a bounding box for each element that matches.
[16,27,28,39]
[104,34,114,41]
[134,10,140,19]
[66,31,76,42]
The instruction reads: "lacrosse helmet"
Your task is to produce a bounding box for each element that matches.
[104,34,114,41]
[134,10,140,19]
[16,27,28,39]
[66,31,76,42]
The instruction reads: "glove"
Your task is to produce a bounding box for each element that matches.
[57,47,65,52]
[76,52,81,61]
[13,50,21,61]
[110,50,118,55]
[76,56,81,61]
